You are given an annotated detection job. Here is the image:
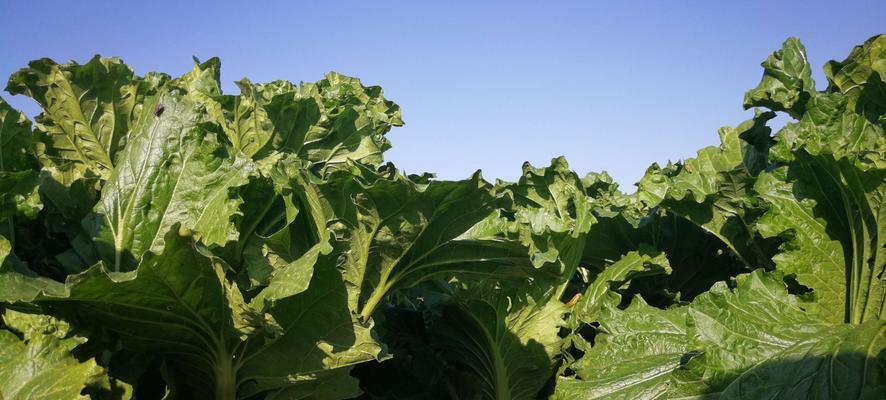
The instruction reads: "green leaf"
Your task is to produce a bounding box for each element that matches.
[0,234,7,265]
[754,127,884,324]
[715,319,885,399]
[686,271,832,389]
[36,231,381,399]
[0,310,107,400]
[770,94,883,168]
[182,64,404,172]
[6,56,164,177]
[743,37,815,117]
[86,89,254,271]
[247,242,322,308]
[570,249,671,324]
[553,297,708,400]
[236,255,385,400]
[432,283,567,400]
[0,170,41,222]
[0,96,42,241]
[557,270,886,400]
[0,96,37,173]
[235,157,330,291]
[750,36,884,324]
[824,34,886,121]
[309,162,531,320]
[686,270,885,399]
[0,234,66,302]
[637,111,775,269]
[41,233,243,396]
[490,157,597,299]
[227,78,276,158]
[252,72,403,171]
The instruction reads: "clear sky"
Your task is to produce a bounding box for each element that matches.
[1,1,883,188]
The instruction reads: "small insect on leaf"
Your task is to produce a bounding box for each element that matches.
[154,104,165,117]
[565,293,582,308]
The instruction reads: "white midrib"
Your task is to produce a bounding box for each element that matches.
[111,99,172,271]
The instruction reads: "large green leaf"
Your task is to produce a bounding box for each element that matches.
[248,72,403,170]
[0,96,37,173]
[743,37,815,117]
[6,56,164,177]
[86,89,254,271]
[0,310,109,400]
[484,157,596,300]
[0,96,41,231]
[714,319,885,399]
[685,271,832,389]
[824,35,886,121]
[174,59,403,171]
[308,162,532,320]
[37,232,380,399]
[753,162,881,323]
[752,39,885,323]
[557,251,700,400]
[236,255,385,400]
[686,271,885,399]
[557,270,886,400]
[569,249,671,324]
[432,283,567,400]
[553,296,708,400]
[637,111,775,269]
[42,233,246,397]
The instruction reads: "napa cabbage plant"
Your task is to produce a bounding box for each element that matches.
[0,35,883,400]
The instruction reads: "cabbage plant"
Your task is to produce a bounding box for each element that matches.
[0,35,883,400]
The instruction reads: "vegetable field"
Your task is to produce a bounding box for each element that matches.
[0,35,883,399]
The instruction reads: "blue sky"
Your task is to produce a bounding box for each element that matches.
[1,1,883,188]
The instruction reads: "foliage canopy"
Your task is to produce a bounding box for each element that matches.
[1,35,884,399]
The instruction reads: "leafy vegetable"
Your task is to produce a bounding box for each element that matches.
[0,309,119,400]
[0,35,883,400]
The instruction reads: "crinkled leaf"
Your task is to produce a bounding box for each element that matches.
[0,96,37,173]
[637,112,775,269]
[309,162,531,320]
[251,72,403,171]
[570,249,671,324]
[686,270,885,399]
[432,283,566,400]
[754,122,884,323]
[0,310,107,400]
[714,319,885,399]
[86,89,253,271]
[6,56,164,177]
[553,296,709,400]
[486,157,597,300]
[743,37,815,117]
[558,270,886,400]
[824,35,886,121]
[0,234,66,302]
[179,61,403,172]
[36,232,380,399]
[0,170,41,221]
[0,97,42,222]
